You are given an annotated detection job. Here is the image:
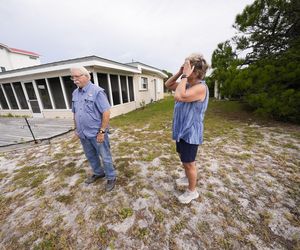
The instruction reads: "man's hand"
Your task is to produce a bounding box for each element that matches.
[96,133,105,143]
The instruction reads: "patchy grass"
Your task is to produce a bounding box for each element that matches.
[96,225,117,248]
[0,96,299,249]
[12,166,48,188]
[118,207,134,220]
[0,172,8,180]
[171,218,188,233]
[55,194,74,205]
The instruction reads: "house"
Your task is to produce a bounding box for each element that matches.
[0,43,40,72]
[0,55,167,118]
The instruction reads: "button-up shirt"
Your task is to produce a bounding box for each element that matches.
[72,82,110,139]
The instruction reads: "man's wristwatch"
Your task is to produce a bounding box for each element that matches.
[181,74,187,79]
[98,129,106,134]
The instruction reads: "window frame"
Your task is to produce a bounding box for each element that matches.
[140,77,148,91]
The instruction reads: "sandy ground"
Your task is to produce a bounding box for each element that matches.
[0,120,299,249]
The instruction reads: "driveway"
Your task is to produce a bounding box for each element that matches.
[0,117,73,147]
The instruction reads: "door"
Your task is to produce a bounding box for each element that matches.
[24,82,42,117]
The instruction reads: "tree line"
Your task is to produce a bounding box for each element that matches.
[206,0,300,123]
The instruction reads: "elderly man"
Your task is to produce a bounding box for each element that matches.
[71,66,116,191]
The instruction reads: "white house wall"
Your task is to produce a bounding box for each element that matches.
[9,53,40,69]
[134,74,164,107]
[0,48,40,71]
[0,48,13,70]
[110,102,137,118]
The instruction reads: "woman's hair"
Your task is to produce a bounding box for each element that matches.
[186,53,209,80]
[70,66,91,80]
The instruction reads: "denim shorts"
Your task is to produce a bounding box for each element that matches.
[176,139,199,163]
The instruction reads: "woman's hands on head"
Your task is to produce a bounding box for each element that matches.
[183,59,195,77]
[178,64,184,75]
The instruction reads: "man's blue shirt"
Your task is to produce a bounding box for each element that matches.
[72,82,110,138]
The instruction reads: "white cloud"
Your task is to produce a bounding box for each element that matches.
[0,0,254,73]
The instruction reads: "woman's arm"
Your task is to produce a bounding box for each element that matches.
[174,60,206,102]
[175,83,206,102]
[165,66,183,91]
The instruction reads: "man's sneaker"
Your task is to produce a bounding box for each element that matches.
[176,177,189,186]
[84,174,105,184]
[178,189,199,204]
[106,178,116,191]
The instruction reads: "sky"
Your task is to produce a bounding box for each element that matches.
[0,0,254,74]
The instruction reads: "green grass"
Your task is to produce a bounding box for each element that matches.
[115,158,139,179]
[197,221,211,233]
[110,96,281,146]
[55,194,74,205]
[110,96,261,142]
[141,151,161,162]
[111,97,174,129]
[150,208,166,223]
[171,219,187,233]
[118,207,134,220]
[0,172,8,180]
[12,166,48,188]
[96,225,116,248]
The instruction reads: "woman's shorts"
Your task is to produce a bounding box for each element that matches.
[176,139,199,163]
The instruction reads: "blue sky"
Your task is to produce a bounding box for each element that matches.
[1,0,254,73]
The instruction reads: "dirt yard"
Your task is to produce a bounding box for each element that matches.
[0,98,299,249]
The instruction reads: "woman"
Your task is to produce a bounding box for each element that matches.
[165,53,209,204]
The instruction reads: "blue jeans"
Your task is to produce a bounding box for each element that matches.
[80,133,116,180]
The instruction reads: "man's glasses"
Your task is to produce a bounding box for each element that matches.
[70,74,84,80]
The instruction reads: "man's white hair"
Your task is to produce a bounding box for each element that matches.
[70,66,91,80]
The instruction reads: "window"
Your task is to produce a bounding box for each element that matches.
[62,76,77,108]
[3,83,18,109]
[48,77,66,109]
[110,74,120,105]
[0,85,9,109]
[128,76,134,101]
[12,82,29,109]
[120,75,128,103]
[24,82,37,100]
[35,79,52,109]
[140,77,148,90]
[90,73,94,83]
[97,73,111,104]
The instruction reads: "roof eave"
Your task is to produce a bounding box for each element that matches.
[0,56,141,80]
[138,65,168,78]
[127,62,168,78]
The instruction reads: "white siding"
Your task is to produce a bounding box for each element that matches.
[0,47,40,71]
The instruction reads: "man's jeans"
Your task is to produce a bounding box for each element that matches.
[80,133,116,180]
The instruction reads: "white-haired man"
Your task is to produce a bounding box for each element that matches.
[71,66,116,191]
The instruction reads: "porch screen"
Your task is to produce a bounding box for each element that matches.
[35,79,53,109]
